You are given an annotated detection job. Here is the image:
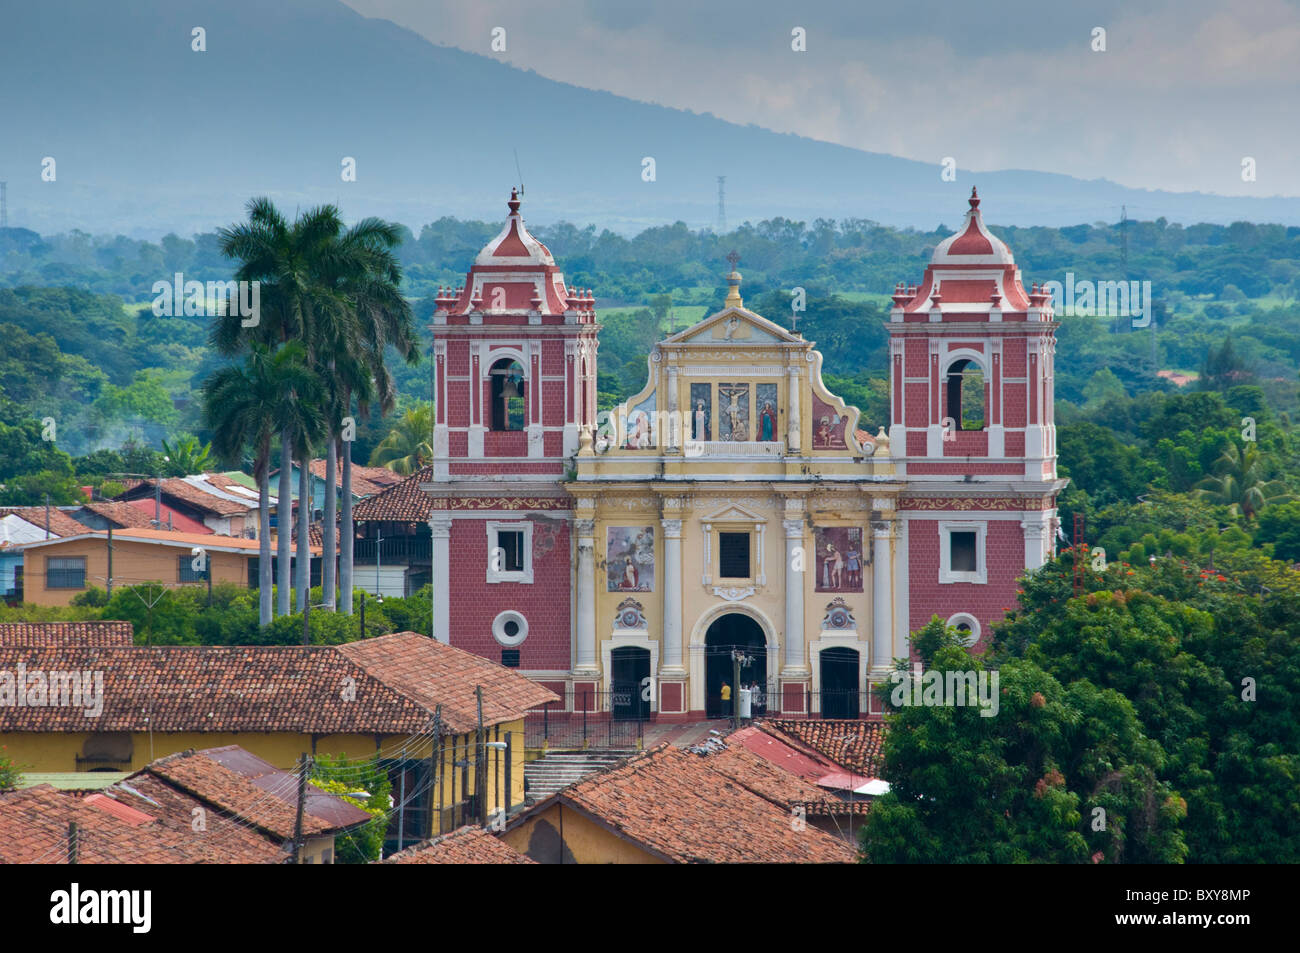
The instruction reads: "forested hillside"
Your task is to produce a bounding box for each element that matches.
[2,214,1298,573]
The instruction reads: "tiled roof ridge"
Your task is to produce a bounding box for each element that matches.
[141,750,329,840]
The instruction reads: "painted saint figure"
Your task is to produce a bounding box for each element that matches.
[694,400,709,440]
[844,546,861,588]
[822,544,844,590]
[759,400,776,441]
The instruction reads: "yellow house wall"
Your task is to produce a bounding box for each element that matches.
[502,803,665,864]
[1,717,528,815]
[22,538,252,607]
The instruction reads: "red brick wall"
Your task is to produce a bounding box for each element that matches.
[907,518,1024,652]
[447,517,572,670]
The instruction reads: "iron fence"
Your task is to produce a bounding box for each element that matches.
[525,689,647,749]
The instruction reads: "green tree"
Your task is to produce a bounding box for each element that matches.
[861,631,1185,863]
[311,755,392,863]
[160,434,213,476]
[368,403,434,475]
[204,342,320,626]
[1193,440,1290,519]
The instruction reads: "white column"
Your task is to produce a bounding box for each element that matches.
[786,367,801,452]
[1022,516,1049,572]
[574,518,598,673]
[783,518,807,673]
[661,518,684,672]
[428,516,452,644]
[871,518,895,676]
[666,367,679,452]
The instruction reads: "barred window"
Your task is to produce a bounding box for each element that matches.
[719,532,751,579]
[178,554,209,582]
[46,557,86,589]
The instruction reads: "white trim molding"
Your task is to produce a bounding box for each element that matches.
[492,609,529,647]
[485,520,534,584]
[938,520,987,585]
[946,612,981,647]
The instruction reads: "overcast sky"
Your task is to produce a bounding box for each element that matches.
[342,0,1299,198]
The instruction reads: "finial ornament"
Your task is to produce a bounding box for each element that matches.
[969,187,980,210]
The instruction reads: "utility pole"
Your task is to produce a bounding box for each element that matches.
[475,686,486,827]
[106,524,113,598]
[428,705,443,840]
[44,493,50,539]
[67,821,78,864]
[293,752,310,864]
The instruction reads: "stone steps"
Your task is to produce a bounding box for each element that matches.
[524,749,638,800]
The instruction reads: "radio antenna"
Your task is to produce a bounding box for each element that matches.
[514,150,526,198]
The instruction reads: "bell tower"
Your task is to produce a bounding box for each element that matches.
[430,188,599,480]
[887,188,1066,650]
[424,190,594,678]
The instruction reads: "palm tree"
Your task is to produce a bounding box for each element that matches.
[369,404,434,475]
[202,342,318,626]
[161,435,214,476]
[1194,441,1290,519]
[321,218,418,615]
[215,199,346,616]
[214,199,416,617]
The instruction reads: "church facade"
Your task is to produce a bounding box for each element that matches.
[424,188,1065,720]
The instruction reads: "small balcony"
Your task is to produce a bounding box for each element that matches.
[353,536,431,565]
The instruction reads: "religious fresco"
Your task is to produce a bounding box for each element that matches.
[811,396,848,449]
[606,525,655,592]
[625,392,656,449]
[756,383,778,441]
[690,383,712,441]
[718,383,750,441]
[814,526,864,592]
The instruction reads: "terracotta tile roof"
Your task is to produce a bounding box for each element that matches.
[693,741,831,808]
[200,744,372,831]
[763,720,887,777]
[353,467,433,522]
[382,825,534,864]
[119,478,250,517]
[0,632,556,735]
[0,621,133,647]
[337,633,559,733]
[0,506,87,539]
[138,747,368,839]
[308,459,405,498]
[0,784,283,864]
[555,744,854,863]
[76,500,161,530]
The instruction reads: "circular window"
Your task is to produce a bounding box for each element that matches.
[492,610,529,647]
[947,613,981,648]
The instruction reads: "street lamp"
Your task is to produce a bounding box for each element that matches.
[359,589,383,638]
[302,599,331,646]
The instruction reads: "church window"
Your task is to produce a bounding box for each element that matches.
[939,522,986,584]
[946,359,986,431]
[486,521,533,584]
[950,531,977,572]
[719,532,751,578]
[489,358,526,431]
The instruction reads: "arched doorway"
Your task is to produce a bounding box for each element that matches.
[610,646,651,720]
[820,646,860,719]
[704,613,767,718]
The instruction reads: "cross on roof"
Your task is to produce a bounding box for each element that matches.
[726,249,740,270]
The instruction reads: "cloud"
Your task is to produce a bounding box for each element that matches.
[343,0,1298,196]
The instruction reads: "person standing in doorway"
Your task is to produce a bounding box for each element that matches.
[721,681,732,721]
